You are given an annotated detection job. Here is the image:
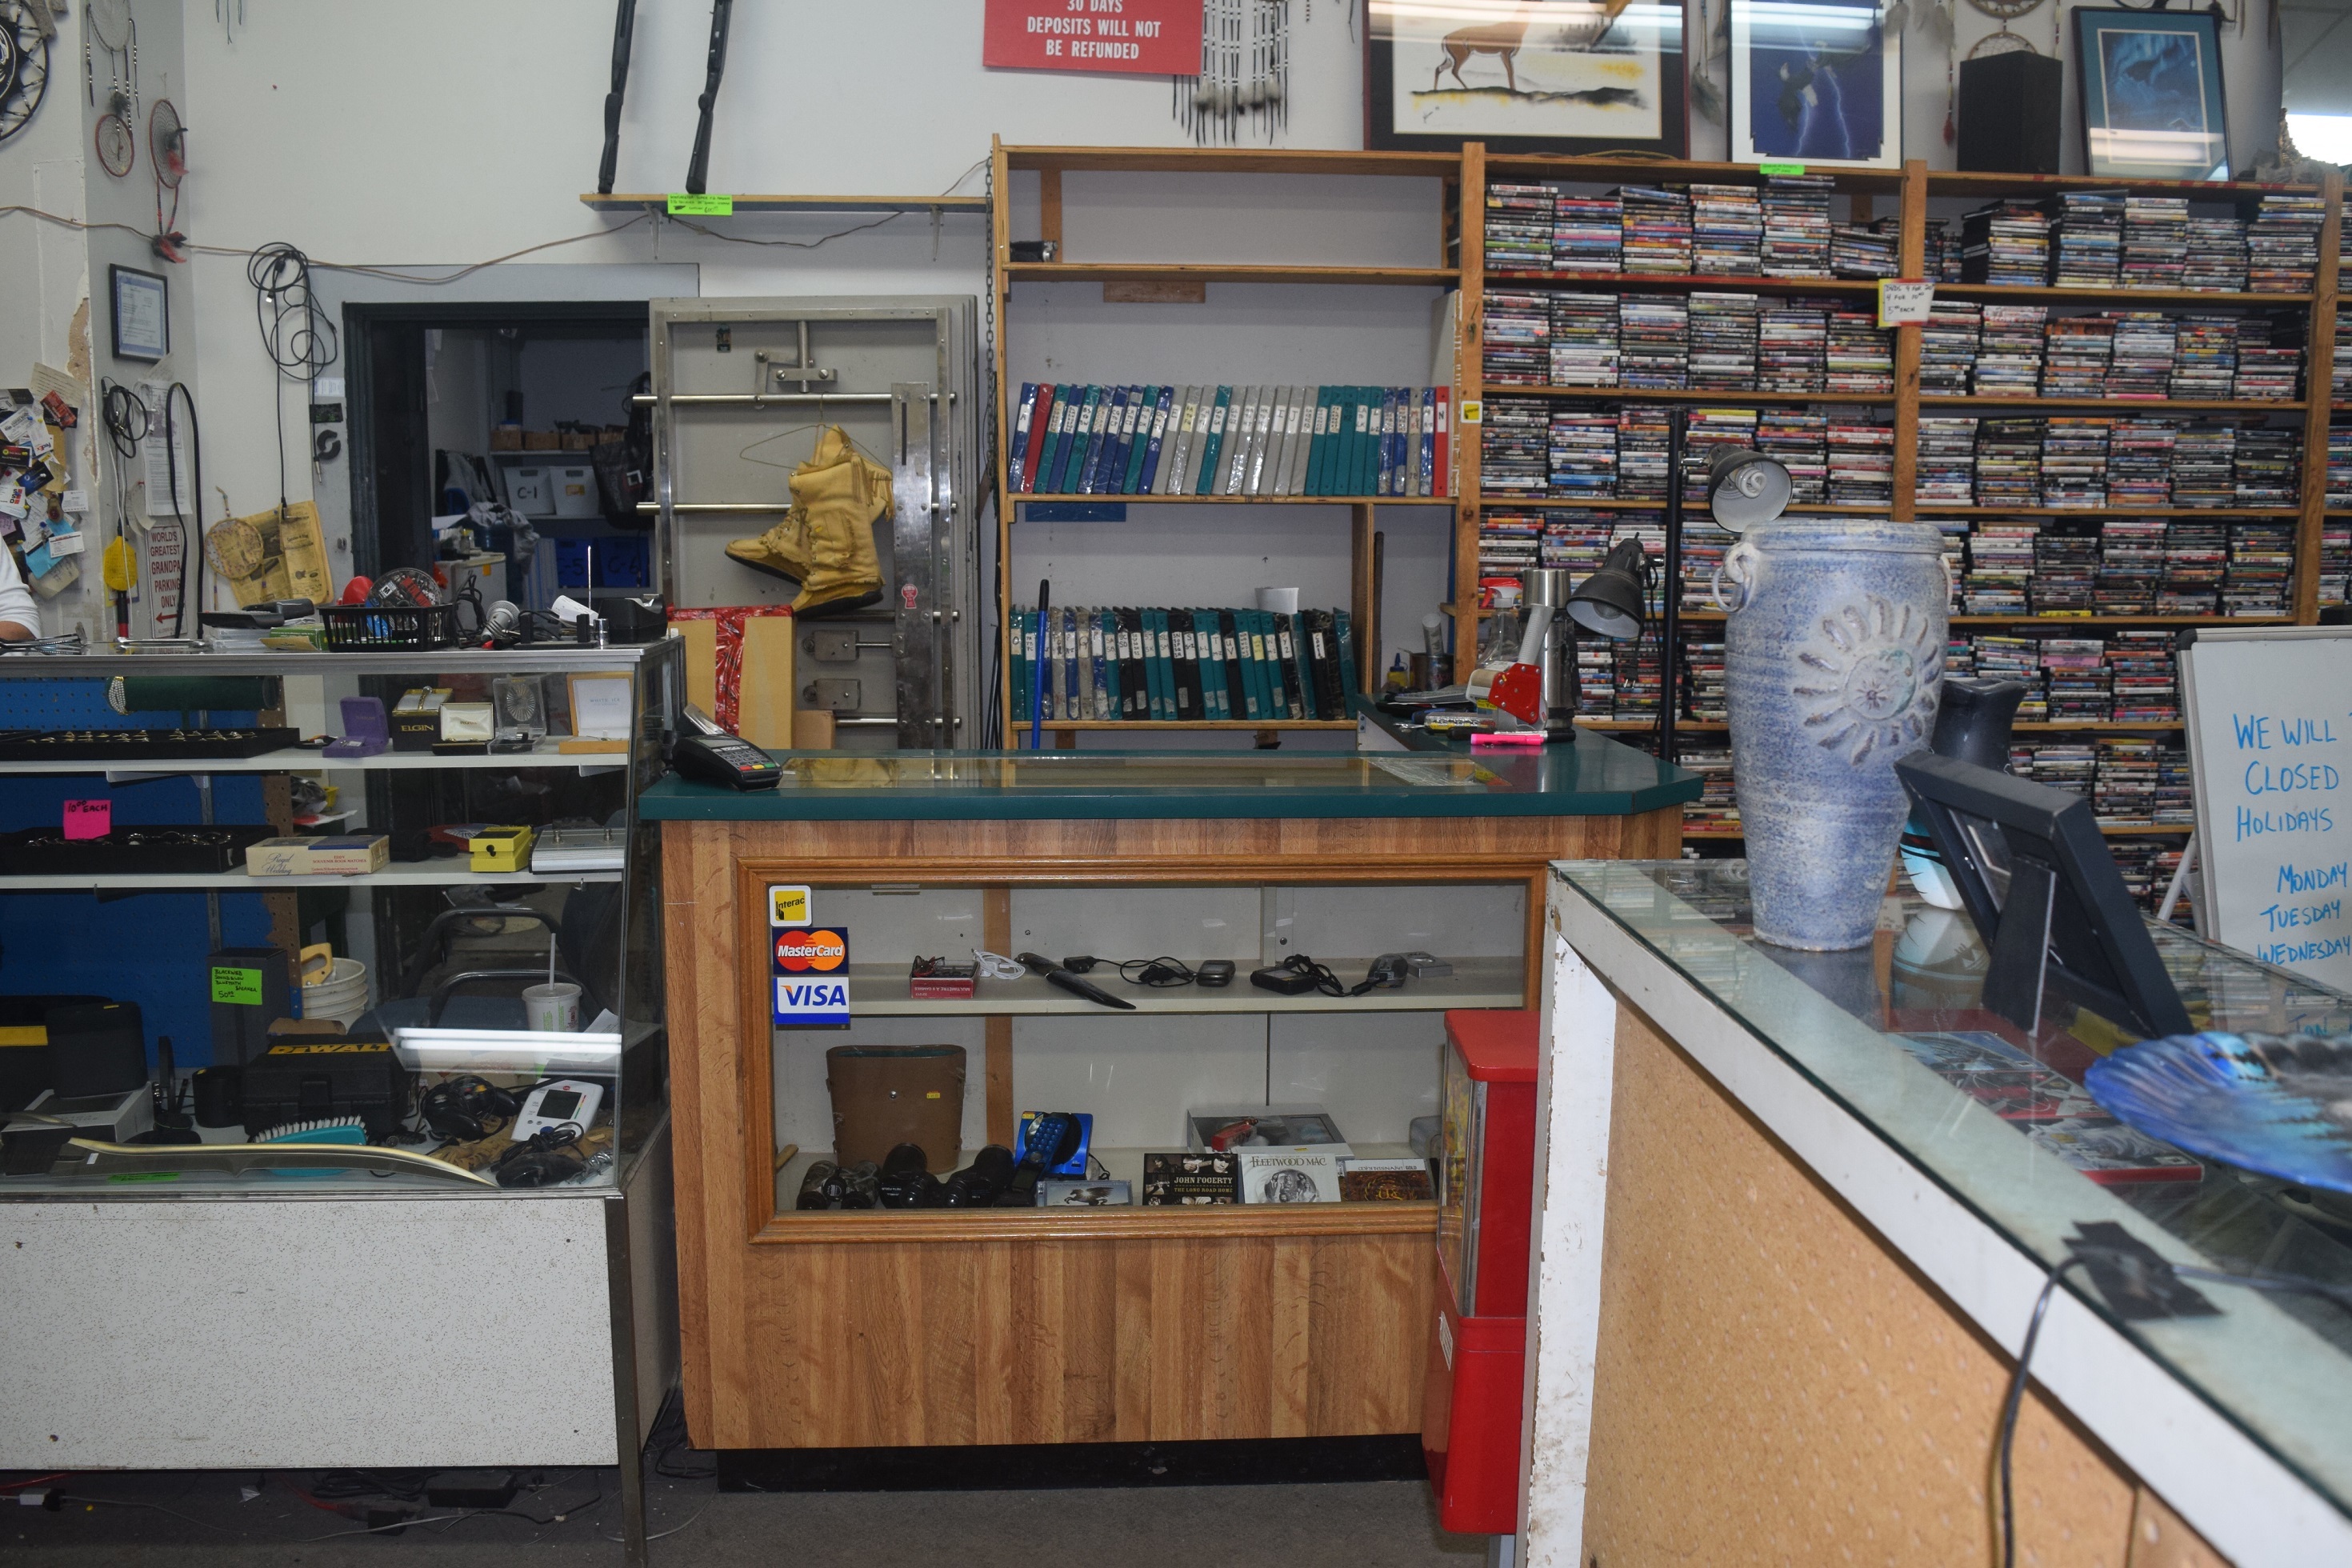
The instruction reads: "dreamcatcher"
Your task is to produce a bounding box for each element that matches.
[0,0,51,148]
[86,0,133,173]
[1174,0,1289,144]
[150,98,187,263]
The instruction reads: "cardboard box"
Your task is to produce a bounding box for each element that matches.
[670,606,796,751]
[245,838,314,878]
[306,834,388,876]
[488,426,522,452]
[470,826,534,874]
[391,688,449,752]
[522,430,562,451]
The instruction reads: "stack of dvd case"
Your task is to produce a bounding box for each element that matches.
[2170,425,2238,507]
[1688,293,1761,390]
[1618,186,1694,273]
[2041,417,2112,506]
[1541,510,1618,574]
[2033,524,2101,613]
[1616,405,1674,499]
[2040,636,2110,714]
[2041,315,2115,398]
[1690,184,1764,274]
[2098,518,2169,613]
[2335,306,2352,397]
[1678,526,1733,610]
[1974,638,2044,718]
[1761,174,1834,276]
[1485,184,1558,271]
[2225,519,2295,614]
[2155,745,2196,822]
[1825,309,1894,393]
[1554,193,1625,271]
[2328,422,2352,506]
[1937,522,1970,610]
[1678,746,1738,829]
[1681,630,1728,716]
[1478,511,1542,578]
[2048,190,2125,288]
[1758,302,1829,393]
[1962,202,2050,285]
[2093,738,2156,822]
[1829,222,1898,278]
[1919,302,1981,394]
[2231,316,2303,399]
[2320,518,2352,606]
[1482,398,1550,492]
[1757,407,1830,503]
[2108,631,2178,718]
[1975,305,2049,394]
[2171,315,2238,398]
[2107,418,2178,506]
[2183,216,2250,291]
[2247,193,2325,293]
[1482,290,1551,384]
[1548,410,1619,497]
[1825,418,1895,504]
[2122,196,2190,289]
[2015,738,2094,787]
[1916,415,1978,501]
[1924,217,1964,282]
[1550,292,1622,386]
[1620,294,1691,387]
[1974,417,2044,504]
[2161,518,2229,612]
[2104,313,2178,398]
[1965,527,2037,614]
[2233,428,2299,507]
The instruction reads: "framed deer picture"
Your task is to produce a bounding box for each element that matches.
[1365,0,1687,157]
[1726,0,1902,170]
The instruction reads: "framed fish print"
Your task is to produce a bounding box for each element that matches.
[1366,0,1687,157]
[2072,7,2230,182]
[1728,0,1903,170]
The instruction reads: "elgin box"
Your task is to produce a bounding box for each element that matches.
[1422,1008,1538,1535]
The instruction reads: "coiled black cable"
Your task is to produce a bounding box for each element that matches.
[161,382,200,636]
[247,242,338,514]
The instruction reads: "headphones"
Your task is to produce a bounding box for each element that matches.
[491,1125,589,1188]
[419,1076,521,1142]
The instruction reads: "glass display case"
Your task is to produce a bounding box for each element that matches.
[1553,858,2352,1528]
[0,641,679,1194]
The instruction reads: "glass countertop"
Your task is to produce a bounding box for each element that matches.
[639,741,1700,822]
[1554,858,2352,1523]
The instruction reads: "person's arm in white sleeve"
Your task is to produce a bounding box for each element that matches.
[0,546,37,640]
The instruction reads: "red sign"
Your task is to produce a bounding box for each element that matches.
[983,0,1202,76]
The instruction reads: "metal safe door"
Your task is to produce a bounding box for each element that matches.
[650,298,979,750]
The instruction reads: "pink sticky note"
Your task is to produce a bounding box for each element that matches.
[62,799,110,840]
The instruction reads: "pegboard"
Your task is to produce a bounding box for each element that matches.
[0,675,260,730]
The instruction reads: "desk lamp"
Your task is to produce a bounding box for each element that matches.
[1466,546,1651,742]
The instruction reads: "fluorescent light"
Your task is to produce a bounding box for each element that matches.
[394,1027,621,1075]
[2286,113,2352,164]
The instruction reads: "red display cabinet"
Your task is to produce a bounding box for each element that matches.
[1422,1008,1538,1535]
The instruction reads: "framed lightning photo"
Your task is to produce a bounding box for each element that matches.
[1728,0,1902,170]
[1366,0,1686,157]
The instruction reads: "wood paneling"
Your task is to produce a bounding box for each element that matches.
[1582,1001,2151,1566]
[665,806,1677,1451]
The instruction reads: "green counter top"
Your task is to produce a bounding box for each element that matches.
[638,734,1699,822]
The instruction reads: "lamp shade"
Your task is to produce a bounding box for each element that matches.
[1706,446,1792,532]
[1566,538,1649,640]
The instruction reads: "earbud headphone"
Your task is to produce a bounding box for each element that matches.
[419,1075,520,1142]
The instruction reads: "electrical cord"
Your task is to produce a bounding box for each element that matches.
[1262,953,1346,998]
[247,242,338,514]
[1116,956,1198,987]
[161,382,200,635]
[1995,1256,2083,1568]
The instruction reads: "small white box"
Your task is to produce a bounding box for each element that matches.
[506,465,552,515]
[549,463,599,519]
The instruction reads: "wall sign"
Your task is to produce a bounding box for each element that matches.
[983,0,1202,76]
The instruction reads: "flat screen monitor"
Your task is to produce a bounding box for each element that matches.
[1894,753,2191,1040]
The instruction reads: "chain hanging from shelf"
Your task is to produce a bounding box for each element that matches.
[1173,0,1290,144]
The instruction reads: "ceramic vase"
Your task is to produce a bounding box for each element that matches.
[1717,518,1948,950]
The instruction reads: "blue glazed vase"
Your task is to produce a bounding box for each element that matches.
[1717,518,1948,950]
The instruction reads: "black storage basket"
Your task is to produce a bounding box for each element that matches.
[321,602,458,652]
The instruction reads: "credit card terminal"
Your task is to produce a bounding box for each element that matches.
[671,704,783,790]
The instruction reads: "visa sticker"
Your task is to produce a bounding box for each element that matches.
[769,884,812,927]
[773,927,850,1026]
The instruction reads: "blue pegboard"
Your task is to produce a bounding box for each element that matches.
[555,536,650,589]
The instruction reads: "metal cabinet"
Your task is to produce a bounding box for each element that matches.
[650,298,983,750]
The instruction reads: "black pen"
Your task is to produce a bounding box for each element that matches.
[1015,951,1137,1010]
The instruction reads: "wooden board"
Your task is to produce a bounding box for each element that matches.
[1581,1002,2153,1566]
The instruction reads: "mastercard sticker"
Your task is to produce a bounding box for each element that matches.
[772,927,851,1027]
[774,927,848,973]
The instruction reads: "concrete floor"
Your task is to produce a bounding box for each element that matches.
[0,1465,1487,1567]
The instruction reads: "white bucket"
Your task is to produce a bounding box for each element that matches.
[301,958,371,1030]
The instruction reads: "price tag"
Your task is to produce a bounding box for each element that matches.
[62,799,110,840]
[1757,162,1806,176]
[1877,279,1935,328]
[666,193,734,216]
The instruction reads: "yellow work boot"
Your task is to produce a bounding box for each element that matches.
[724,508,813,586]
[788,425,889,619]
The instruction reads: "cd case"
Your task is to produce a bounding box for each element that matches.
[1187,1103,1350,1156]
[1142,1150,1238,1205]
[1038,1178,1132,1207]
[1236,1147,1343,1204]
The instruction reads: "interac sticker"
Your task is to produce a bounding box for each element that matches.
[773,927,851,1027]
[768,884,812,927]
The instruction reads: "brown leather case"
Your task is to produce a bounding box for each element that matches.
[825,1045,965,1171]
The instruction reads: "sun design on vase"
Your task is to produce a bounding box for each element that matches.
[1790,595,1942,765]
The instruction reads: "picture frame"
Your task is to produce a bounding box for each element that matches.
[566,673,634,741]
[1728,0,1902,170]
[1364,0,1686,158]
[2071,7,2230,182]
[109,265,168,362]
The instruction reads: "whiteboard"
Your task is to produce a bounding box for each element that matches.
[2178,626,2352,991]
